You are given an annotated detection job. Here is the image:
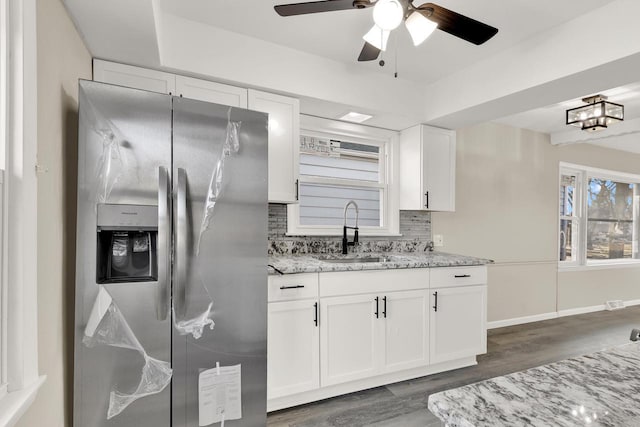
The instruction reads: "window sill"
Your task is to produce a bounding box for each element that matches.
[559,261,640,272]
[0,376,46,427]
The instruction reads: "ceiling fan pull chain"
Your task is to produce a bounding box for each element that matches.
[394,33,398,78]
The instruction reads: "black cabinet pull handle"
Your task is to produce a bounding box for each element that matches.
[425,191,429,209]
[280,285,304,290]
[433,291,438,312]
[295,179,300,201]
[314,302,318,327]
[454,274,471,278]
[383,296,387,318]
[375,296,379,318]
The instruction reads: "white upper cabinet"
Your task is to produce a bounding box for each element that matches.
[248,89,300,204]
[175,75,247,107]
[93,61,302,204]
[93,59,176,94]
[399,124,456,212]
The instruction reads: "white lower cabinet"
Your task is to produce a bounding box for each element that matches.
[320,289,430,387]
[382,290,430,373]
[429,284,487,364]
[267,266,487,410]
[320,294,381,387]
[267,299,320,399]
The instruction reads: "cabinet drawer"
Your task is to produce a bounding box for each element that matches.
[320,269,428,297]
[268,273,319,302]
[430,266,487,288]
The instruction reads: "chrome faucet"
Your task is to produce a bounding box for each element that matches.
[342,200,359,254]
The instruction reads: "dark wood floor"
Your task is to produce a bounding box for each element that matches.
[267,306,640,426]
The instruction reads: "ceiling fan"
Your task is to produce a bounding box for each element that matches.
[274,0,499,62]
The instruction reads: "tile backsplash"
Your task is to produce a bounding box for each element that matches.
[268,204,432,255]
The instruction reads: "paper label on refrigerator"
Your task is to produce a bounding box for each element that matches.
[198,364,242,426]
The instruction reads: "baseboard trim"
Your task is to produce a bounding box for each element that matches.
[267,356,477,412]
[487,312,558,329]
[557,304,606,317]
[490,298,640,329]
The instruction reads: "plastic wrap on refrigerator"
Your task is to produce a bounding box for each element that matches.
[80,89,131,206]
[196,107,241,255]
[83,287,173,419]
[173,300,215,340]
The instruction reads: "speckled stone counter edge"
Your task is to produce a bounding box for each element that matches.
[268,251,493,275]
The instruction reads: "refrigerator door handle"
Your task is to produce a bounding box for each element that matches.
[156,166,171,321]
[174,167,188,318]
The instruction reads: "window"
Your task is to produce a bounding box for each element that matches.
[559,163,640,268]
[0,0,8,399]
[0,0,44,422]
[288,116,399,236]
[559,172,580,263]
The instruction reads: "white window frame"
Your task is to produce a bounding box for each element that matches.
[559,162,640,271]
[0,0,45,424]
[287,115,400,236]
[0,0,8,401]
[558,167,583,268]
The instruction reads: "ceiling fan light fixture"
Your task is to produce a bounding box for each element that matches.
[363,25,390,51]
[405,11,438,46]
[373,0,403,31]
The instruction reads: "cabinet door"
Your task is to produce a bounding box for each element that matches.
[381,290,430,373]
[93,59,176,94]
[422,126,456,212]
[248,89,299,203]
[268,300,320,399]
[175,75,247,107]
[430,285,486,364]
[320,294,382,386]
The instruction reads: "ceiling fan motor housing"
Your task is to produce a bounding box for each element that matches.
[352,0,370,9]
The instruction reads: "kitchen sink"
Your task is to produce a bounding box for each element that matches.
[318,256,392,263]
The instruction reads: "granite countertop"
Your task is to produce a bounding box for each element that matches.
[267,251,493,275]
[428,342,640,427]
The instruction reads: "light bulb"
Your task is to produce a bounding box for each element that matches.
[405,11,438,46]
[373,0,404,31]
[363,25,390,51]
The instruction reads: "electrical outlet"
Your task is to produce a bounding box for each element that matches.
[434,234,444,247]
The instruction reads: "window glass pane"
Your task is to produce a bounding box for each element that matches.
[559,219,575,261]
[299,136,380,182]
[560,174,576,216]
[586,178,637,260]
[299,182,381,226]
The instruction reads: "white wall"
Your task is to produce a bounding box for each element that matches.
[431,122,640,324]
[16,0,91,425]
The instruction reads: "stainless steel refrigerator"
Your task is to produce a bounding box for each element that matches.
[73,80,268,426]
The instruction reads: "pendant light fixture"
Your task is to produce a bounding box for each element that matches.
[566,95,624,132]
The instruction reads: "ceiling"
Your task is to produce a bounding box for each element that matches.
[157,0,613,85]
[63,0,640,152]
[495,83,640,135]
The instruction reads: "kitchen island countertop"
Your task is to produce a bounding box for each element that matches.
[428,342,640,427]
[268,251,492,275]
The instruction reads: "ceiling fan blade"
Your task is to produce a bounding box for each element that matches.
[357,42,381,62]
[420,3,498,45]
[275,0,372,17]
